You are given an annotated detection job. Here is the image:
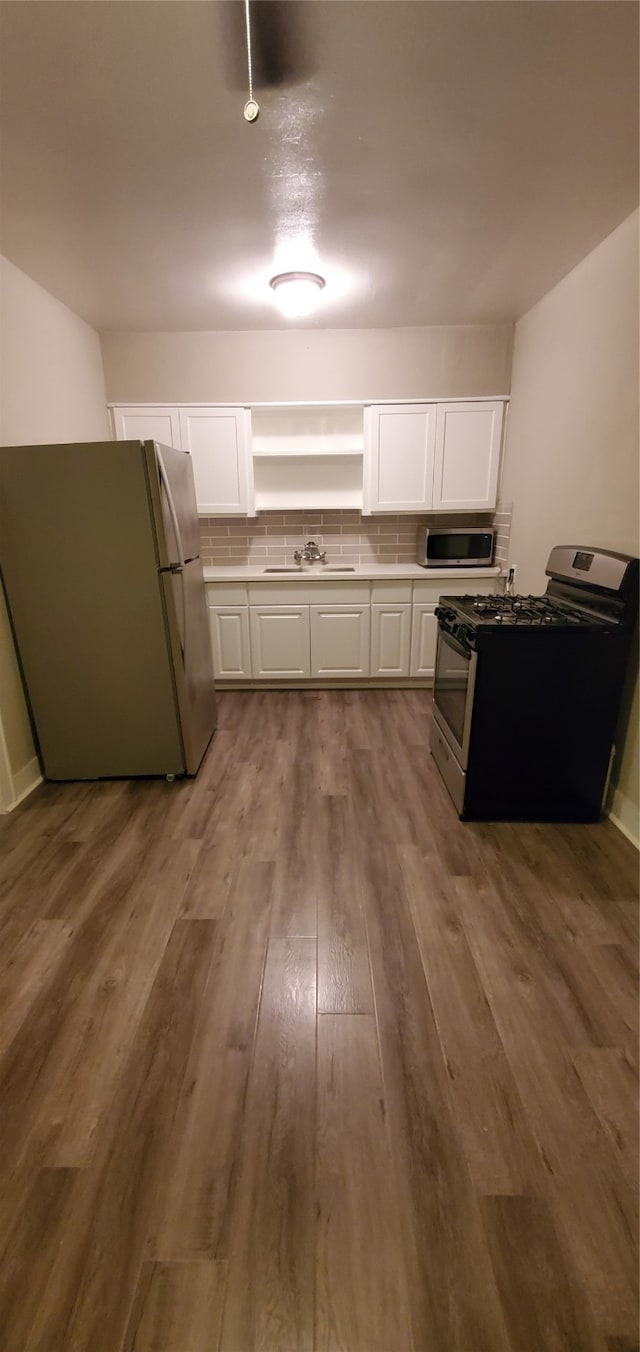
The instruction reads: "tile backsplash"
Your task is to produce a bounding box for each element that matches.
[199,504,512,568]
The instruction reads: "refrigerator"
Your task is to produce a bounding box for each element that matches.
[0,439,217,780]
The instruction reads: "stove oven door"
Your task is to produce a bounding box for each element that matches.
[432,625,478,769]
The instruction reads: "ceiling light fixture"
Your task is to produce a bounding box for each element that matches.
[269,271,326,318]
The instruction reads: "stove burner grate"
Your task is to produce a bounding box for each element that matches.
[469,594,587,625]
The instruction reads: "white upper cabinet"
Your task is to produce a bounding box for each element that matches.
[178,408,253,516]
[364,405,437,513]
[112,406,181,448]
[112,405,253,515]
[432,401,503,511]
[364,400,504,513]
[112,399,504,517]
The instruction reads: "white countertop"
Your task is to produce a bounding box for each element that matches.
[203,563,503,582]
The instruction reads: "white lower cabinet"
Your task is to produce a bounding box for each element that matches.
[310,605,370,678]
[410,604,439,677]
[206,575,501,683]
[250,606,311,678]
[371,604,411,677]
[208,607,251,679]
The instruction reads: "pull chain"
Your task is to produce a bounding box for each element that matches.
[243,0,260,122]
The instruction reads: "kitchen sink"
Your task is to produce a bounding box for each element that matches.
[262,566,357,574]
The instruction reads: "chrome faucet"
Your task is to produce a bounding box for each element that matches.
[294,539,326,565]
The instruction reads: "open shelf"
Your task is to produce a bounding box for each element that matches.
[251,405,364,458]
[253,453,363,511]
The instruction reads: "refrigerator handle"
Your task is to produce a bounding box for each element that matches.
[156,444,189,666]
[156,443,186,566]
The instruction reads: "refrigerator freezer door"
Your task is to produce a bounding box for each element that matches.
[159,557,217,773]
[144,440,201,565]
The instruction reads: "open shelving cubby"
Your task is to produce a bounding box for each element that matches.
[250,404,365,511]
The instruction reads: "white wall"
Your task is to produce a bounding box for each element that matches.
[100,324,514,404]
[0,256,110,808]
[501,211,639,843]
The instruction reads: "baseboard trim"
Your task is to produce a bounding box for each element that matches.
[606,796,639,851]
[8,756,42,811]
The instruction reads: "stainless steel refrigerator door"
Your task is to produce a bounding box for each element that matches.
[143,440,201,565]
[143,442,217,773]
[159,557,217,773]
[0,441,185,779]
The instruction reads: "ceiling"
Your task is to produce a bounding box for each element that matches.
[0,1,637,333]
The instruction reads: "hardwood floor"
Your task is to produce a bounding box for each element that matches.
[0,689,637,1352]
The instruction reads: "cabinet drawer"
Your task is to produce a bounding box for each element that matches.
[248,581,370,605]
[205,582,249,607]
[370,580,412,603]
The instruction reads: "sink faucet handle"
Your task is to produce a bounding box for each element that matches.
[294,548,303,564]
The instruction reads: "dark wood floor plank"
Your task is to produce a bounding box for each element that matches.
[22,917,218,1352]
[246,733,297,863]
[350,751,512,1352]
[122,1260,227,1352]
[313,691,349,796]
[0,689,635,1351]
[220,938,316,1352]
[572,1047,639,1194]
[315,1012,414,1352]
[0,918,74,1062]
[0,1167,79,1352]
[148,859,275,1261]
[317,794,373,1014]
[179,760,259,916]
[46,835,203,1167]
[481,1195,606,1352]
[0,832,202,1181]
[0,837,83,952]
[458,833,632,1053]
[457,873,639,1338]
[400,843,538,1195]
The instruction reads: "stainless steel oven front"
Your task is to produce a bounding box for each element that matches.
[432,624,477,769]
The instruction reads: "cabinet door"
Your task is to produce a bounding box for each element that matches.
[371,603,411,677]
[310,605,370,677]
[410,604,438,677]
[208,607,251,679]
[112,406,180,448]
[249,606,311,678]
[364,405,436,513]
[179,408,254,516]
[432,401,503,511]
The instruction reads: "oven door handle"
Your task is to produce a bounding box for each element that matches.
[438,627,472,660]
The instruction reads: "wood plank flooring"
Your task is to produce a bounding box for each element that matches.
[0,689,637,1352]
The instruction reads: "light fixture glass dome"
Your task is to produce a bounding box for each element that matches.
[269,271,326,318]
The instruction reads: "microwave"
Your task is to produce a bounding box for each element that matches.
[417,525,495,568]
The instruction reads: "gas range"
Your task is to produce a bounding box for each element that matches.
[430,545,639,822]
[436,591,611,644]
